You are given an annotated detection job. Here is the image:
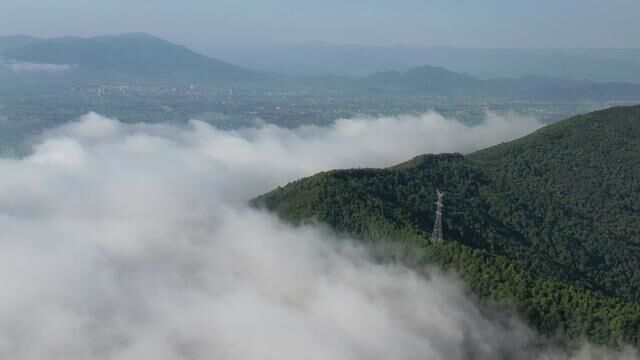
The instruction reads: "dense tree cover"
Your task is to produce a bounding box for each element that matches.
[252,105,640,346]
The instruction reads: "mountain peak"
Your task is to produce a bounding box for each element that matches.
[1,33,261,83]
[91,32,163,42]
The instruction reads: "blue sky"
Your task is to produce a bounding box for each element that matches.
[1,0,638,48]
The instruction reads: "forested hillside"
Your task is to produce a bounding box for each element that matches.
[253,105,640,346]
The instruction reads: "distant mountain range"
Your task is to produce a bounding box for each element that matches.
[0,35,42,52]
[362,65,480,94]
[253,105,640,346]
[208,42,640,83]
[0,33,264,83]
[1,33,640,102]
[357,65,640,101]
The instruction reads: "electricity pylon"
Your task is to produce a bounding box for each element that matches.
[431,190,445,244]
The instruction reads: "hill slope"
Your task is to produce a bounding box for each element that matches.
[213,43,640,82]
[0,35,42,52]
[1,33,262,83]
[361,65,482,95]
[253,105,640,346]
[360,65,640,101]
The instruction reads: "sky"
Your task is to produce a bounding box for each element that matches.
[0,0,639,49]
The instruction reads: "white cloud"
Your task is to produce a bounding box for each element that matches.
[0,112,634,359]
[190,111,542,178]
[3,59,75,73]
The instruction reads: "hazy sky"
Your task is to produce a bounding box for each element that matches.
[1,0,639,48]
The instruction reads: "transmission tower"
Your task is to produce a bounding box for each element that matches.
[431,190,445,244]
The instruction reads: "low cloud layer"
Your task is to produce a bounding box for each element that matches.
[189,111,543,179]
[0,112,635,359]
[2,59,74,73]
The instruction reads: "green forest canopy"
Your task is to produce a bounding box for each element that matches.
[253,105,640,347]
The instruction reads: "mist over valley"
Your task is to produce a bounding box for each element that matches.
[2,2,640,358]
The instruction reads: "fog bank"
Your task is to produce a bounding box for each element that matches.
[0,112,634,359]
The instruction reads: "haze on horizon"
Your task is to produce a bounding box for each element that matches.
[1,0,639,49]
[2,0,640,357]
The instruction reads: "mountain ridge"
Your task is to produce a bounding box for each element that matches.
[1,33,264,83]
[253,105,640,346]
[210,43,640,82]
[3,33,640,102]
[360,65,640,100]
[0,35,42,52]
